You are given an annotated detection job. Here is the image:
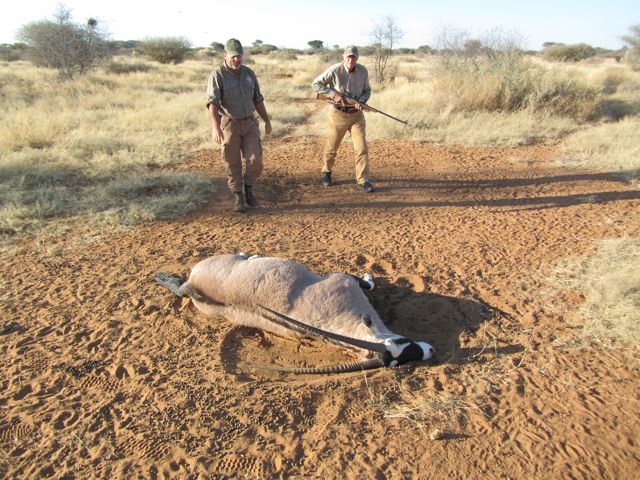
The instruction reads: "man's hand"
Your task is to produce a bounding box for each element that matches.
[264,119,272,136]
[212,126,224,144]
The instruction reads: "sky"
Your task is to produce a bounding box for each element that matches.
[1,0,637,51]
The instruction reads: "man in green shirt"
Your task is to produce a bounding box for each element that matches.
[311,45,374,193]
[206,38,272,212]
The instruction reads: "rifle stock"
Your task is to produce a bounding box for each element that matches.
[317,90,408,125]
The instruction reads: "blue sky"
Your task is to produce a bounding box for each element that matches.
[2,0,637,50]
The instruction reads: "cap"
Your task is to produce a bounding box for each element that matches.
[225,38,243,56]
[344,45,359,58]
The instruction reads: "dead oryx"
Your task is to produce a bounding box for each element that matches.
[153,253,435,374]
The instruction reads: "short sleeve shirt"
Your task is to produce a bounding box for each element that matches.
[206,63,264,118]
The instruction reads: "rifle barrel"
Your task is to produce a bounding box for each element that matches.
[323,91,409,125]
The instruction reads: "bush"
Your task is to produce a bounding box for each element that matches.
[138,37,192,64]
[543,43,597,62]
[17,7,109,78]
[622,24,640,71]
[105,61,155,75]
[249,44,278,55]
[625,49,640,71]
[416,45,434,55]
[431,48,600,121]
[0,43,27,62]
[529,70,600,120]
[268,49,298,60]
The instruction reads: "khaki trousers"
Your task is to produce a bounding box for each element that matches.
[322,108,370,184]
[221,116,263,193]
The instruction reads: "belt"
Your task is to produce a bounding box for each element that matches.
[333,105,359,114]
[228,115,254,121]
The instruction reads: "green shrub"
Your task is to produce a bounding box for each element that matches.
[105,61,155,74]
[249,44,278,55]
[268,49,298,60]
[543,43,597,62]
[138,37,192,64]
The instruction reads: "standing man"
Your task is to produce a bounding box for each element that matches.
[206,38,272,212]
[311,45,374,193]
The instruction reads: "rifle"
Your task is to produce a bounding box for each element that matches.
[317,89,409,125]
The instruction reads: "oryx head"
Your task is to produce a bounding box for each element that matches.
[253,305,435,374]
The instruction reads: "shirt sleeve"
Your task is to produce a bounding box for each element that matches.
[311,64,337,96]
[252,71,265,105]
[206,71,221,108]
[359,66,371,104]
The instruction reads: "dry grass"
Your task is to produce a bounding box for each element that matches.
[362,373,483,438]
[1,53,638,246]
[552,237,640,347]
[559,117,640,173]
[0,58,215,247]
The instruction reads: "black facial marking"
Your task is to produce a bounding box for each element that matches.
[383,340,425,366]
[396,342,425,363]
[348,274,373,290]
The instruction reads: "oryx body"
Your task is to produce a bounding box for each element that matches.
[154,253,435,373]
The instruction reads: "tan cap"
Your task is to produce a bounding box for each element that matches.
[344,45,359,58]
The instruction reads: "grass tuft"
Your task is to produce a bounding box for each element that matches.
[553,237,640,347]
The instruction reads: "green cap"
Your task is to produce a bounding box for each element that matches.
[344,45,359,58]
[225,38,243,56]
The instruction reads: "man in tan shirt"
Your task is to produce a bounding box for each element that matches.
[206,38,272,212]
[311,45,374,193]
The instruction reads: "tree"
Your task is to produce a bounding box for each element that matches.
[543,43,596,62]
[308,40,323,50]
[17,5,109,78]
[210,41,224,52]
[622,24,640,49]
[370,15,403,83]
[464,39,483,56]
[622,24,640,70]
[138,36,192,64]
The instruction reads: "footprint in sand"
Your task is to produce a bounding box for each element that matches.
[356,254,427,293]
[210,452,271,478]
[80,373,122,394]
[0,420,33,443]
[119,435,171,462]
[395,274,426,293]
[53,410,80,430]
[111,364,133,380]
[355,254,395,276]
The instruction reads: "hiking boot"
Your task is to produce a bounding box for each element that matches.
[321,172,332,187]
[244,184,258,207]
[233,192,245,212]
[357,181,375,193]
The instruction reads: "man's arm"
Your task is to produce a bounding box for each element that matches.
[206,70,225,144]
[311,64,342,102]
[251,71,271,135]
[254,101,272,136]
[208,103,224,144]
